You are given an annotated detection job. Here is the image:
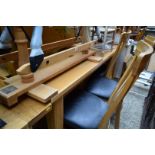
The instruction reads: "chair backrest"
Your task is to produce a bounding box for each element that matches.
[98,40,153,128]
[106,31,131,79]
[144,35,155,71]
[135,28,145,41]
[144,35,155,48]
[124,35,155,68]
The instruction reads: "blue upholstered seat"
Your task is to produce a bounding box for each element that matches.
[86,76,118,99]
[64,90,109,129]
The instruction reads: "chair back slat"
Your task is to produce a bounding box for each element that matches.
[106,32,131,79]
[135,28,145,41]
[144,35,155,48]
[99,40,153,128]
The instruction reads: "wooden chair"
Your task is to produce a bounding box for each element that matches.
[64,40,153,129]
[98,40,153,128]
[106,31,131,79]
[86,32,130,100]
[114,36,155,128]
[124,35,155,72]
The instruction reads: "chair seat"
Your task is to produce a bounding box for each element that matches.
[87,76,118,99]
[64,90,109,129]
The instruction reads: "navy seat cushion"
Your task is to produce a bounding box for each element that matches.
[64,90,109,129]
[87,76,118,99]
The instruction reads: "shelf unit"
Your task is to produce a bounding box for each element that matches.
[90,26,116,51]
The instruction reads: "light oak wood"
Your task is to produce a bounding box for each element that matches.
[17,40,96,75]
[21,76,34,83]
[124,36,154,68]
[41,37,77,54]
[46,50,115,98]
[0,37,77,67]
[0,62,17,80]
[125,35,155,72]
[144,35,155,72]
[0,47,116,129]
[135,29,145,41]
[114,100,123,129]
[46,97,64,129]
[106,32,131,79]
[0,79,6,88]
[0,104,28,129]
[0,51,18,66]
[88,56,102,62]
[0,67,10,77]
[28,84,58,103]
[13,27,29,67]
[0,41,96,107]
[21,73,34,79]
[0,96,52,129]
[98,40,153,128]
[144,35,155,47]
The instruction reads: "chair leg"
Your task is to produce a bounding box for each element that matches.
[100,120,111,129]
[104,120,111,129]
[114,100,123,129]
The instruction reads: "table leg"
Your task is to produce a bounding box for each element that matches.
[46,97,64,129]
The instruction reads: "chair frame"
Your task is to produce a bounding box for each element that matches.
[114,36,155,128]
[144,35,155,48]
[106,32,131,79]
